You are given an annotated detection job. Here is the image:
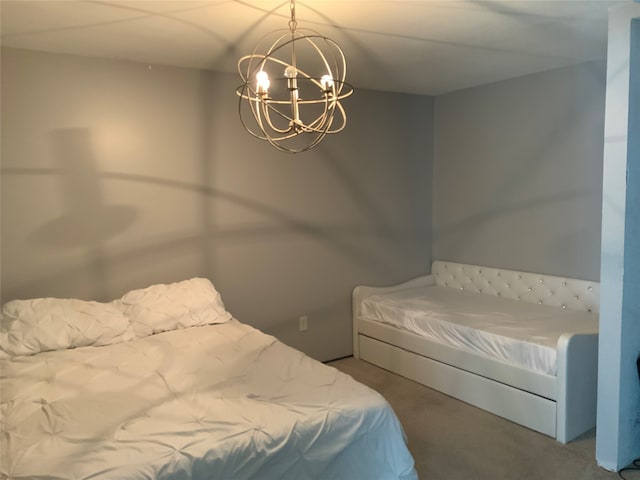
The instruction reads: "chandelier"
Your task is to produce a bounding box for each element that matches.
[236,0,353,153]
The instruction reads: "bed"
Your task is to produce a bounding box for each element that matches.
[352,260,599,444]
[0,278,417,479]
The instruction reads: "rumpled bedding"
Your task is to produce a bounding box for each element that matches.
[0,279,417,480]
[361,286,598,376]
[0,278,231,358]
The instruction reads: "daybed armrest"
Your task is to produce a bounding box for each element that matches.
[556,332,599,443]
[352,274,434,358]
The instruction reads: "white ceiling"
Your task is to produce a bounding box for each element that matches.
[0,0,625,96]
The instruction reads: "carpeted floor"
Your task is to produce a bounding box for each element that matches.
[329,357,636,480]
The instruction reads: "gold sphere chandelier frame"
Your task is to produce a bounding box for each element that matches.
[236,0,353,153]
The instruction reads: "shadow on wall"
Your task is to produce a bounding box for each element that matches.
[29,129,138,298]
[0,60,431,356]
[2,137,416,303]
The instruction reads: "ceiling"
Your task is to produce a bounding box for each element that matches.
[0,0,625,96]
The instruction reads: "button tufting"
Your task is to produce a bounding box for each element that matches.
[528,287,532,292]
[539,279,544,284]
[539,300,543,304]
[588,286,593,291]
[562,281,567,287]
[562,305,567,309]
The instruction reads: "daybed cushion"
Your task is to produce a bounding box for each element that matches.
[360,285,598,376]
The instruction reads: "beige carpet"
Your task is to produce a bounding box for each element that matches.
[329,357,634,480]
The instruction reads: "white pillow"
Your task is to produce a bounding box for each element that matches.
[117,278,231,338]
[0,298,134,357]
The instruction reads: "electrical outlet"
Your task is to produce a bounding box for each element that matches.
[299,316,308,332]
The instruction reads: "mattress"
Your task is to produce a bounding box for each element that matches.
[360,286,598,376]
[1,279,416,480]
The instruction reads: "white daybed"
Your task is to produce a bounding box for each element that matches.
[1,278,417,480]
[352,261,600,443]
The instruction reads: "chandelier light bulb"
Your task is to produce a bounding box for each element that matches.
[255,70,270,94]
[284,66,297,78]
[320,74,334,91]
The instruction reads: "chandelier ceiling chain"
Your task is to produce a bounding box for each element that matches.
[288,0,296,33]
[236,0,353,154]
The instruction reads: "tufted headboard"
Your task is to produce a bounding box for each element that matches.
[431,261,600,314]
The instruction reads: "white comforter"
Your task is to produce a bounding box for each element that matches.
[1,320,416,479]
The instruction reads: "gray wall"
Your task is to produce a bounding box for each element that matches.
[0,48,434,362]
[433,61,606,281]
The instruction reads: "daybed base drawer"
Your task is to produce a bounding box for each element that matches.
[358,317,557,400]
[359,334,557,438]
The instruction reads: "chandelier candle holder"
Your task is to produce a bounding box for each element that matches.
[236,0,353,153]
